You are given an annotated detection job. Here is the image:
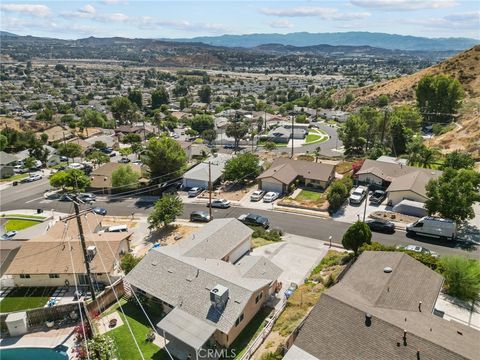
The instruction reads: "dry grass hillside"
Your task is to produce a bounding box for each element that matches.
[335,45,480,157]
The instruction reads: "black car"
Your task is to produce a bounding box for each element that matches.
[101,147,113,154]
[190,211,211,222]
[118,157,131,163]
[238,213,269,228]
[92,207,107,216]
[366,219,395,233]
[370,190,387,204]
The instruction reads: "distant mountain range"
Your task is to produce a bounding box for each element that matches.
[167,32,479,51]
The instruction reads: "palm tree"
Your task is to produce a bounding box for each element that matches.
[314,146,322,163]
[420,146,441,168]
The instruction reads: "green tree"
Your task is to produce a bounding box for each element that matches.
[111,164,140,190]
[148,195,183,230]
[226,118,249,149]
[122,133,142,144]
[342,221,372,256]
[390,105,421,131]
[406,138,440,168]
[416,74,464,123]
[110,96,136,126]
[92,141,107,150]
[190,114,214,133]
[151,86,170,109]
[120,253,142,275]
[377,94,389,107]
[439,256,480,301]
[86,151,110,166]
[23,157,36,173]
[442,151,475,170]
[119,147,132,157]
[40,133,49,144]
[82,109,109,130]
[128,88,143,108]
[142,136,187,181]
[327,180,349,212]
[58,142,83,160]
[338,116,367,156]
[201,129,217,144]
[0,134,7,151]
[223,153,261,183]
[390,118,408,155]
[49,169,91,191]
[198,85,212,103]
[425,168,480,222]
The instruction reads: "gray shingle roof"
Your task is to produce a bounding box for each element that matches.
[357,159,442,183]
[291,251,479,360]
[0,151,18,165]
[258,158,335,185]
[183,154,231,182]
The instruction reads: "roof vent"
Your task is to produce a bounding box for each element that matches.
[365,313,372,327]
[383,266,393,273]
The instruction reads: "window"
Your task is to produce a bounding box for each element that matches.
[414,222,423,228]
[49,274,60,278]
[255,292,263,304]
[20,274,31,279]
[235,313,244,327]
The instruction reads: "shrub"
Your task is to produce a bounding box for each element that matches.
[438,256,480,301]
[252,227,283,242]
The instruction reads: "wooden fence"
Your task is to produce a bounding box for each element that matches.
[85,277,125,316]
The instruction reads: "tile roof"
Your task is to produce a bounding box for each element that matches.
[257,158,335,185]
[291,252,479,360]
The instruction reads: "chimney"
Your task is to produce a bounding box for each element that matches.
[418,301,422,312]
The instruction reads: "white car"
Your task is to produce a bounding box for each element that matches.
[188,187,203,197]
[349,186,368,204]
[1,231,17,240]
[263,191,279,203]
[250,190,265,202]
[398,244,439,258]
[21,174,42,183]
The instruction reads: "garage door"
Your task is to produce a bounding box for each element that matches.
[261,180,284,194]
[183,178,208,189]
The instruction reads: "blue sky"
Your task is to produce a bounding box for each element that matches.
[1,0,479,39]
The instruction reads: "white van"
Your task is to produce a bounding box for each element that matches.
[107,225,128,233]
[406,217,456,241]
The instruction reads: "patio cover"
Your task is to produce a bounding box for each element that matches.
[157,308,216,350]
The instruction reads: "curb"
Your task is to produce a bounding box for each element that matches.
[273,206,331,218]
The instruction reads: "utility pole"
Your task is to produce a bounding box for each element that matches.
[363,190,368,222]
[208,161,212,220]
[381,107,388,144]
[72,199,96,301]
[251,114,255,152]
[291,113,294,159]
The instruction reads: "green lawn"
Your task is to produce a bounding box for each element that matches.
[0,287,55,312]
[257,140,288,148]
[2,214,46,219]
[4,219,41,232]
[295,190,324,201]
[304,129,329,145]
[0,173,28,183]
[104,299,169,360]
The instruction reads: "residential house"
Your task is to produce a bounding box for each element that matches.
[257,158,335,194]
[88,162,143,194]
[0,151,18,178]
[182,153,231,189]
[284,251,479,360]
[126,218,282,358]
[4,214,132,287]
[114,125,147,141]
[0,241,22,287]
[263,125,307,144]
[356,159,442,205]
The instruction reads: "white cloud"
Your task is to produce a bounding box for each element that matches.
[261,7,337,17]
[154,20,228,33]
[101,0,125,4]
[98,12,129,22]
[260,7,371,21]
[80,4,96,14]
[267,19,294,29]
[404,11,480,29]
[350,0,458,11]
[0,3,51,17]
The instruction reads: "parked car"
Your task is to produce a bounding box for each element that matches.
[101,147,113,154]
[190,211,211,222]
[107,225,128,232]
[118,157,131,163]
[238,213,269,228]
[397,244,439,258]
[223,144,235,149]
[92,207,107,216]
[59,156,69,162]
[109,152,117,157]
[188,187,203,197]
[208,199,231,209]
[263,192,279,203]
[406,216,457,241]
[20,174,42,183]
[284,283,298,299]
[365,219,395,234]
[59,193,74,202]
[1,231,18,240]
[79,193,96,203]
[250,190,265,202]
[349,186,368,205]
[369,190,387,204]
[44,190,61,200]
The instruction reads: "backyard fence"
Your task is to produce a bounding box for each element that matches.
[1,302,84,336]
[239,299,287,360]
[85,277,125,316]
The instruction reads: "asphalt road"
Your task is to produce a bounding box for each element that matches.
[1,181,478,258]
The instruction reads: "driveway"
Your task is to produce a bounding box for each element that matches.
[332,198,388,223]
[252,233,329,294]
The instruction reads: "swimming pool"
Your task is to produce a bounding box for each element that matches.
[2,345,68,360]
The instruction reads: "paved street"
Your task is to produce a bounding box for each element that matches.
[1,181,478,258]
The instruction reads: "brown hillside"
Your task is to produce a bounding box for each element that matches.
[335,45,480,157]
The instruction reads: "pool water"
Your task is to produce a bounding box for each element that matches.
[2,345,68,360]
